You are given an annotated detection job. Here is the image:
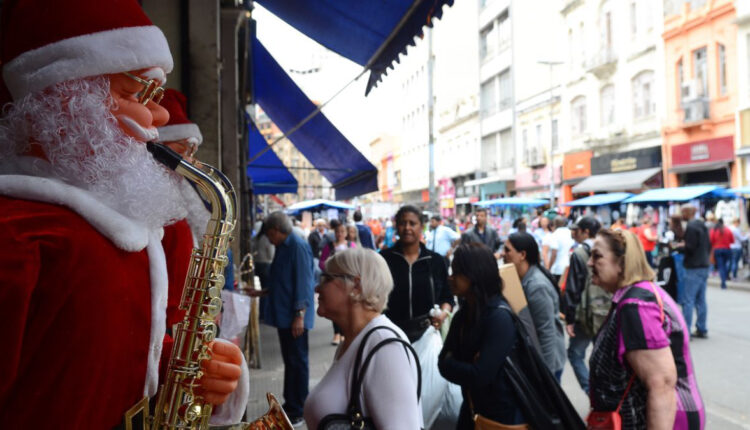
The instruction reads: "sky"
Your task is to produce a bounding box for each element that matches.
[252,5,399,157]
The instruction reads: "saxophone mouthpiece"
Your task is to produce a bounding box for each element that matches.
[146,141,183,171]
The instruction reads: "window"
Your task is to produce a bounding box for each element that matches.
[571,96,587,135]
[551,119,559,152]
[719,43,727,96]
[498,12,511,52]
[630,2,637,38]
[600,84,615,126]
[579,22,586,66]
[535,124,543,148]
[498,70,512,109]
[568,29,575,70]
[480,24,496,60]
[632,70,655,118]
[677,58,684,104]
[522,129,528,148]
[499,129,514,168]
[481,133,498,171]
[480,79,497,117]
[693,47,708,97]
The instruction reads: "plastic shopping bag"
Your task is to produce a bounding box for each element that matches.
[220,289,251,341]
[412,327,462,429]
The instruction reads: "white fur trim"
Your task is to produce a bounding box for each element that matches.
[157,123,203,145]
[144,230,169,397]
[0,175,149,251]
[3,26,173,100]
[210,338,251,425]
[142,67,167,85]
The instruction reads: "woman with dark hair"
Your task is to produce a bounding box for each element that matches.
[501,232,566,380]
[438,243,526,429]
[380,205,454,342]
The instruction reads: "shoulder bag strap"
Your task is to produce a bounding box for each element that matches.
[616,281,665,413]
[350,326,401,397]
[352,337,422,404]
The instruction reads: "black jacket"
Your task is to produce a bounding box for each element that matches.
[683,219,710,268]
[380,242,454,323]
[438,295,524,428]
[307,230,330,259]
[563,242,590,325]
[461,225,501,252]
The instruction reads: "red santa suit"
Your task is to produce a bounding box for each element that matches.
[0,0,248,426]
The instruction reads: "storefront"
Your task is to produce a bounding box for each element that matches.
[438,177,456,218]
[515,166,561,200]
[561,151,592,206]
[669,136,734,186]
[572,146,663,194]
[452,174,478,217]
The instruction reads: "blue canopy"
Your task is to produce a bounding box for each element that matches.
[564,192,633,207]
[256,0,454,95]
[246,117,298,195]
[476,197,549,208]
[252,38,378,200]
[729,186,750,195]
[285,199,355,215]
[624,185,722,203]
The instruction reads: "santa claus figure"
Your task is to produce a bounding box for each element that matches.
[0,0,247,427]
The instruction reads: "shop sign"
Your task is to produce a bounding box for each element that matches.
[591,146,662,175]
[562,151,592,180]
[671,136,734,166]
[440,198,455,209]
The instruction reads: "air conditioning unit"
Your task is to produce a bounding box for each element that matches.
[681,80,700,102]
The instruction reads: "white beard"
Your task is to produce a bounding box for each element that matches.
[0,76,188,230]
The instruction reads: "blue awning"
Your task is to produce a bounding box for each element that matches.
[252,38,378,200]
[729,186,750,195]
[564,192,633,207]
[624,185,723,203]
[246,117,298,195]
[255,0,454,95]
[285,199,355,215]
[476,197,549,208]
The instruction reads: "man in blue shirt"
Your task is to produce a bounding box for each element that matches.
[353,210,376,249]
[257,211,315,425]
[426,215,460,262]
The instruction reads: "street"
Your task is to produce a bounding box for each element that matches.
[245,282,750,429]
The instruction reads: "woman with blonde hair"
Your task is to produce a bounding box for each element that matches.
[587,229,704,429]
[304,248,422,429]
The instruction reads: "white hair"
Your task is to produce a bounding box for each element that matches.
[0,76,188,230]
[325,247,393,313]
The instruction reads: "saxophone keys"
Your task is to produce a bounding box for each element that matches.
[202,321,217,342]
[208,285,220,299]
[206,297,223,317]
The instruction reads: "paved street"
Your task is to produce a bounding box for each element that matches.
[245,283,750,429]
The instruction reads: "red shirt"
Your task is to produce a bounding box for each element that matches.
[637,225,657,252]
[710,226,734,249]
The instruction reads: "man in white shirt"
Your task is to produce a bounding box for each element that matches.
[425,215,460,263]
[547,216,575,285]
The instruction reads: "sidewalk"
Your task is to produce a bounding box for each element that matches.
[707,275,750,292]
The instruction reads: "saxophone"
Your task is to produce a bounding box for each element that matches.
[123,143,292,430]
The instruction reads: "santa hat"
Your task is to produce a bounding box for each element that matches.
[156,89,203,145]
[1,0,173,101]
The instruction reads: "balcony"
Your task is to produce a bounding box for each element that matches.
[585,46,617,80]
[525,146,546,168]
[682,98,710,126]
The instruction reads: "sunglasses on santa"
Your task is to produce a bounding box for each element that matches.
[122,72,165,105]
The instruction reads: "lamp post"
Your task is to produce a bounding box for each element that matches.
[537,60,563,209]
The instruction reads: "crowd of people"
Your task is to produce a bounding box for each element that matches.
[250,203,713,429]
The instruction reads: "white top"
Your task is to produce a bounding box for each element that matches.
[303,315,423,430]
[550,227,575,276]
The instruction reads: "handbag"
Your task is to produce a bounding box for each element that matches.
[468,392,529,430]
[318,326,422,430]
[496,305,585,430]
[585,281,664,430]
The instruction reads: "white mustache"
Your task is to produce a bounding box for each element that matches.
[117,115,159,141]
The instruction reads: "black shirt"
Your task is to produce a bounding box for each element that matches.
[380,242,454,323]
[438,295,524,427]
[683,219,710,268]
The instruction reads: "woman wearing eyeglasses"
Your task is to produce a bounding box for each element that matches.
[500,232,566,381]
[303,248,422,429]
[587,229,704,429]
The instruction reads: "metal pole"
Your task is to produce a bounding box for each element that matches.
[548,63,555,209]
[428,27,436,212]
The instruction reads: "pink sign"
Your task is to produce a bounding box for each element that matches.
[515,166,562,189]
